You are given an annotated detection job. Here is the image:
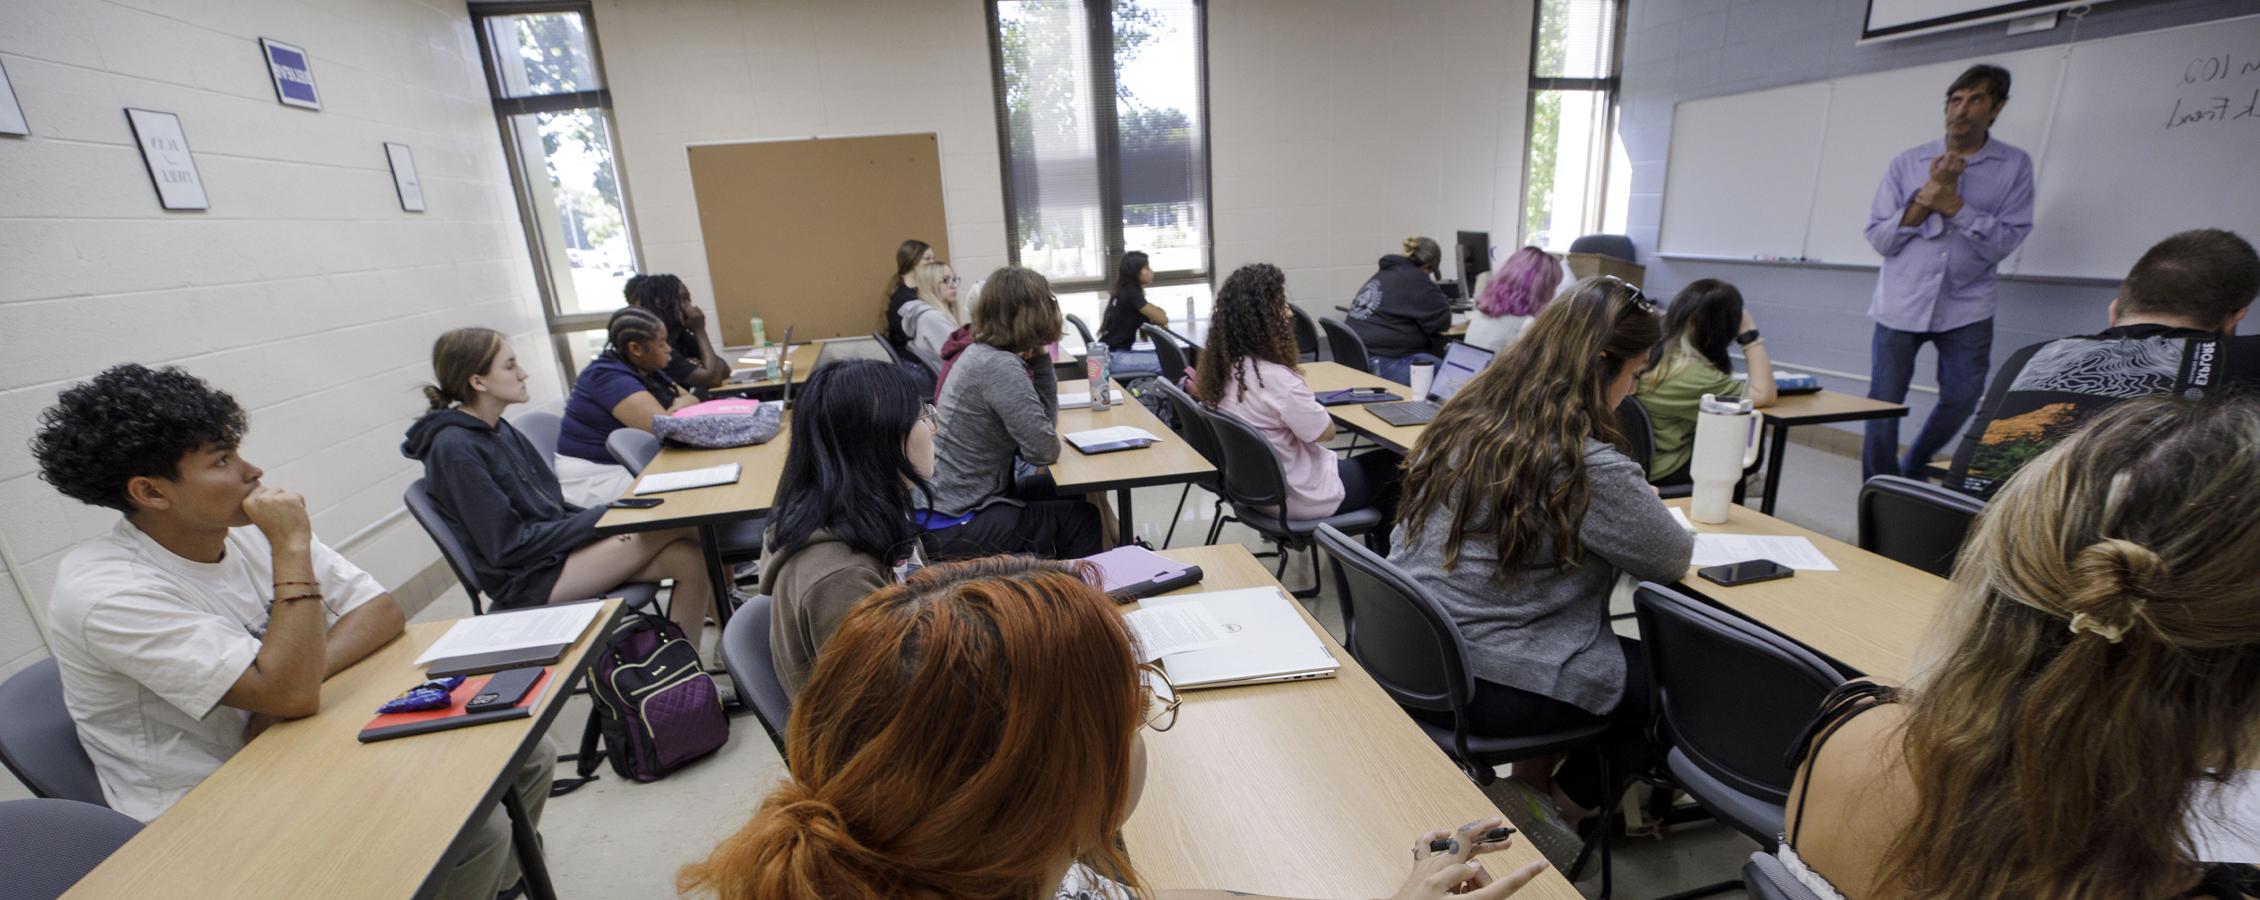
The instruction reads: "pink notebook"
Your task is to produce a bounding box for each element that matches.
[672,398,760,418]
[1080,545,1204,602]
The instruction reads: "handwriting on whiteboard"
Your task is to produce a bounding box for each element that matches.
[2166,52,2260,131]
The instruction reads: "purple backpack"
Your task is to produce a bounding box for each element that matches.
[577,610,728,782]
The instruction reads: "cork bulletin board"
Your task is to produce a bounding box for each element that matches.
[687,133,951,345]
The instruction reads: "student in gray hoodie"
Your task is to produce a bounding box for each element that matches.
[1391,277,1690,832]
[921,266,1105,560]
[402,327,714,643]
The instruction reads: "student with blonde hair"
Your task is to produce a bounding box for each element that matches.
[901,259,963,372]
[1346,236,1456,384]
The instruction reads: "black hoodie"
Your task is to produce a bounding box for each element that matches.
[401,409,605,609]
[1345,254,1452,358]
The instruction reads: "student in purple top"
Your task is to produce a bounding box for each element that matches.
[1861,64,2037,481]
[554,308,696,507]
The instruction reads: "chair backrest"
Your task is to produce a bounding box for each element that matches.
[514,410,564,468]
[0,798,143,899]
[869,329,903,364]
[1633,583,1845,812]
[719,593,793,752]
[1567,233,1636,262]
[1064,313,1095,345]
[1312,525,1474,715]
[1139,324,1190,386]
[1742,851,1827,900]
[605,428,662,476]
[403,479,492,615]
[1203,405,1296,533]
[0,660,106,806]
[1319,317,1370,373]
[1290,305,1322,361]
[1616,395,1658,472]
[1148,379,1223,470]
[1857,475,1985,578]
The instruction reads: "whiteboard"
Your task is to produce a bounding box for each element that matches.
[1659,14,2260,281]
[1657,83,1831,260]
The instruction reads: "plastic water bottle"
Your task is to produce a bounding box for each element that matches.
[749,316,767,348]
[1088,341,1113,410]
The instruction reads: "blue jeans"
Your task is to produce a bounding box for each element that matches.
[1369,352,1443,386]
[1864,319,1992,480]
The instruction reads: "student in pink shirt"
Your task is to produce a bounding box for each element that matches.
[1193,263,1401,522]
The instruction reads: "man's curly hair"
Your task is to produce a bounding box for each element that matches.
[32,364,248,513]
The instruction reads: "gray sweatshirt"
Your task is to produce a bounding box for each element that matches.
[927,342,1060,516]
[898,299,957,372]
[1387,438,1694,714]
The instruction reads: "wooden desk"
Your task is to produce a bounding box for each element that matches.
[1053,380,1217,543]
[711,342,823,396]
[1445,319,1469,338]
[67,599,625,900]
[1664,499,1945,682]
[1302,362,1425,453]
[1128,546,1579,899]
[1756,391,1906,516]
[594,418,792,615]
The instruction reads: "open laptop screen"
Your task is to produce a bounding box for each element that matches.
[1428,341,1494,402]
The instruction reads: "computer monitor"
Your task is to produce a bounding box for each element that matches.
[1456,231,1491,293]
[1428,341,1495,403]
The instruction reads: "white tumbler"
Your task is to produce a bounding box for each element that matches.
[1408,362,1437,400]
[1688,393,1761,524]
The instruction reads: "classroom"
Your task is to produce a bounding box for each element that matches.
[3,0,2259,897]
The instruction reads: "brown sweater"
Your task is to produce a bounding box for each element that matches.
[758,531,891,699]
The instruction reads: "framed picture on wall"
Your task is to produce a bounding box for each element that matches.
[259,37,321,110]
[0,59,27,136]
[125,108,208,210]
[385,142,426,212]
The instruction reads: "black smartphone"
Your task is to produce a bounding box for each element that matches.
[608,497,664,509]
[464,667,545,713]
[1698,559,1795,587]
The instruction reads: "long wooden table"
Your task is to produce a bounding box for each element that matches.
[1129,546,1580,898]
[1664,499,1946,682]
[1302,361,1426,453]
[1755,390,1906,516]
[66,599,625,900]
[1054,379,1216,543]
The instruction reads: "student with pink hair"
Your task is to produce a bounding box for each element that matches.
[1464,247,1564,353]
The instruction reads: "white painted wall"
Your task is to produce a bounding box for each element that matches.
[0,0,555,680]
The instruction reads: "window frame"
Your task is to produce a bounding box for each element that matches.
[1516,0,1630,248]
[983,0,1215,297]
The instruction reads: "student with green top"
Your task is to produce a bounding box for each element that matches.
[1636,279,1776,485]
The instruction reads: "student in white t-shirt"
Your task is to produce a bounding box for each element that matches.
[31,364,550,899]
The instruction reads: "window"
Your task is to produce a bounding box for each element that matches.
[471,2,636,377]
[1520,0,1629,251]
[989,0,1213,330]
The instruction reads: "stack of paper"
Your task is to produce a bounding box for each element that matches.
[1058,391,1093,409]
[633,462,741,495]
[414,603,602,667]
[1065,426,1162,451]
[1690,534,1838,571]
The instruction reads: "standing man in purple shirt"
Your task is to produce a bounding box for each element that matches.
[1861,64,2036,480]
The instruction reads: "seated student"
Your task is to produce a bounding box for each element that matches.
[1636,279,1777,484]
[923,266,1106,560]
[553,307,696,507]
[1949,228,2260,499]
[1346,236,1454,385]
[1779,396,2260,900]
[680,556,1549,900]
[899,259,964,373]
[1194,262,1400,522]
[1097,250,1167,378]
[884,238,937,361]
[1463,246,1563,354]
[625,273,732,391]
[404,327,714,643]
[758,359,935,698]
[32,365,549,898]
[1391,277,1692,844]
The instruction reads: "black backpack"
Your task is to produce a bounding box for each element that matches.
[575,611,728,782]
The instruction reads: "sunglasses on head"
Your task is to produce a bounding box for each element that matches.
[1599,275,1659,316]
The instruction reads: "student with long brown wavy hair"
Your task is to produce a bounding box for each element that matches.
[679,556,1549,900]
[1777,395,2260,900]
[1389,277,1691,847]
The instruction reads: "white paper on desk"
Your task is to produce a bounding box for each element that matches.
[2191,771,2260,863]
[1690,534,1838,571]
[414,604,602,665]
[1065,426,1162,449]
[1057,391,1093,409]
[1121,603,1238,662]
[633,462,740,495]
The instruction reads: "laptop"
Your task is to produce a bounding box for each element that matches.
[1143,587,1339,689]
[1368,341,1494,427]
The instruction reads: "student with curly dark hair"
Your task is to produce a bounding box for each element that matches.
[1195,263,1401,521]
[625,273,731,390]
[30,365,530,896]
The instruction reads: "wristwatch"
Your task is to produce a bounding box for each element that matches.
[1735,329,1762,347]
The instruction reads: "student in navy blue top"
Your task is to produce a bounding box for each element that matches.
[555,308,696,507]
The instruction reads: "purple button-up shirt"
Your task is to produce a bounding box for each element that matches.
[1864,137,2036,333]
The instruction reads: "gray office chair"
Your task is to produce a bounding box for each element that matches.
[1313,525,1618,898]
[868,329,902,364]
[1742,851,1825,900]
[718,593,792,754]
[0,659,106,806]
[1857,475,1985,578]
[514,410,564,469]
[1568,234,1637,262]
[1147,379,1227,548]
[602,429,767,566]
[1319,317,1371,373]
[403,479,662,617]
[1204,406,1383,598]
[1064,313,1095,345]
[1616,397,1692,499]
[1633,583,1846,897]
[1290,305,1322,362]
[1138,323,1191,387]
[0,798,143,900]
